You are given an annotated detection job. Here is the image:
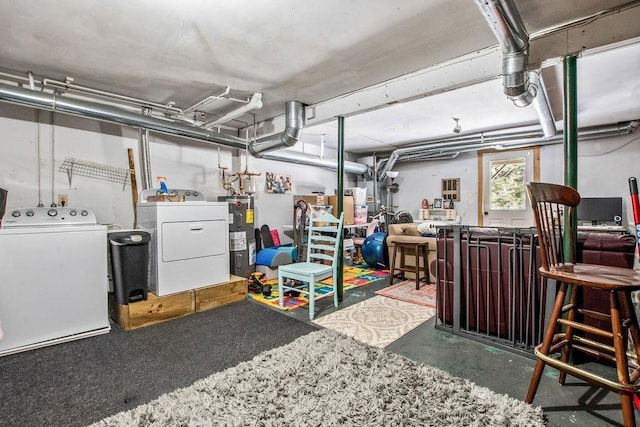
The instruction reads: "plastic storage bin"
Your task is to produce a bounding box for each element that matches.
[108,231,151,305]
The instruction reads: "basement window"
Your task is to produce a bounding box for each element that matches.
[489,158,526,210]
[441,178,460,202]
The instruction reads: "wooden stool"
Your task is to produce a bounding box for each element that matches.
[526,182,640,427]
[388,240,429,290]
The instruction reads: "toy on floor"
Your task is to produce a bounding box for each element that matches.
[283,278,302,297]
[248,272,272,296]
[255,224,297,280]
[361,232,387,269]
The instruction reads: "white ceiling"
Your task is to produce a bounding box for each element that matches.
[1,0,639,154]
[311,42,640,153]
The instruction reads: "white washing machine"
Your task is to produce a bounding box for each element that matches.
[137,189,230,296]
[0,207,110,357]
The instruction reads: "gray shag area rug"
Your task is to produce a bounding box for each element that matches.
[90,329,545,426]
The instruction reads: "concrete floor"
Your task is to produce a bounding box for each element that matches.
[271,275,631,427]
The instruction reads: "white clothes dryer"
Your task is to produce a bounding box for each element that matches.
[137,189,230,296]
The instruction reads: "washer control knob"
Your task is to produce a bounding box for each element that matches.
[193,191,199,197]
[26,210,35,217]
[47,209,58,217]
[81,210,89,216]
[70,210,78,216]
[11,210,21,217]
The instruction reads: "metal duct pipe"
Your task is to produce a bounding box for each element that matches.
[377,125,552,179]
[0,80,376,176]
[398,152,462,162]
[529,71,557,138]
[398,121,636,162]
[0,82,249,150]
[249,100,305,157]
[377,151,401,181]
[401,130,545,159]
[475,0,534,107]
[396,121,637,161]
[378,120,636,166]
[262,150,369,175]
[139,108,153,190]
[0,82,367,175]
[42,77,183,115]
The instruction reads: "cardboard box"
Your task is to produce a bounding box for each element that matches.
[294,194,326,206]
[327,195,355,225]
[146,194,185,202]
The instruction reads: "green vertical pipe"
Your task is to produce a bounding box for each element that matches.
[561,55,578,331]
[564,55,578,190]
[337,116,345,302]
[563,56,578,260]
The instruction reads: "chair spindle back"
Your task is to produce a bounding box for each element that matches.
[525,182,581,271]
[306,212,344,271]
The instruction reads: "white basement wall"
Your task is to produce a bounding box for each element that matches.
[392,131,640,228]
[0,103,351,244]
[2,102,638,233]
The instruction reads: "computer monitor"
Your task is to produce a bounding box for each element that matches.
[576,197,623,225]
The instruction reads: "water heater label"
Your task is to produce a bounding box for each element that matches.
[229,231,247,251]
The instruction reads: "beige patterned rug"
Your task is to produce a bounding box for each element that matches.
[312,295,435,348]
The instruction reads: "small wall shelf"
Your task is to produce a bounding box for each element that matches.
[59,157,133,188]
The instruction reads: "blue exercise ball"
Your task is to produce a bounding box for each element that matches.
[361,232,387,269]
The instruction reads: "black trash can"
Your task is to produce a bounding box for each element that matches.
[108,231,151,305]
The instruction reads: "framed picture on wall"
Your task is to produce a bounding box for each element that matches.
[265,172,292,194]
[433,198,442,208]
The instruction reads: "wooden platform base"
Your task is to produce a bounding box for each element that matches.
[109,275,247,331]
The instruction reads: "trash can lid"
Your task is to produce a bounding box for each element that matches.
[108,231,151,245]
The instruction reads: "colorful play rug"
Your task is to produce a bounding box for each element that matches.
[375,280,437,308]
[312,295,436,348]
[247,263,389,311]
